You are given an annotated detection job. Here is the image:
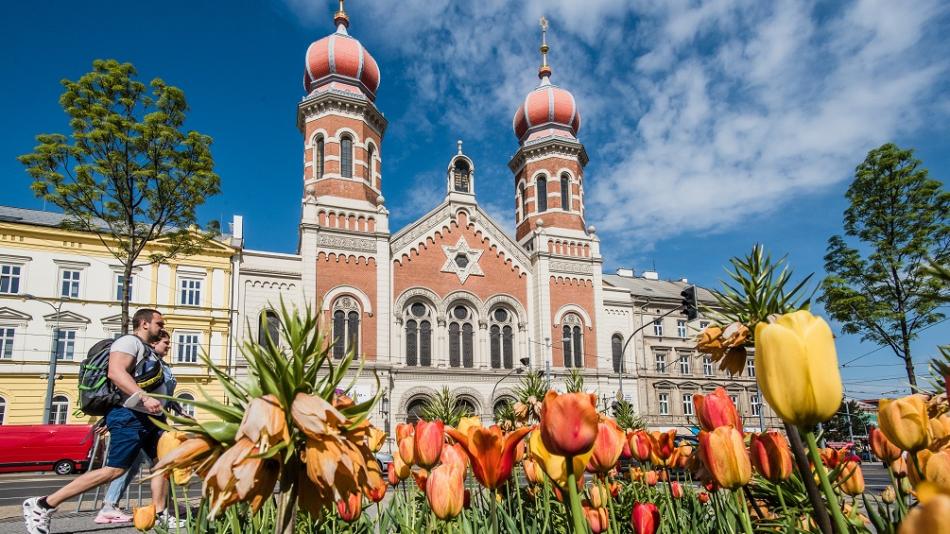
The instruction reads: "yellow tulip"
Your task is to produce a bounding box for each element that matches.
[133,504,156,531]
[929,414,950,449]
[528,431,592,488]
[367,426,387,453]
[754,310,842,427]
[456,416,482,438]
[898,484,950,534]
[879,395,932,452]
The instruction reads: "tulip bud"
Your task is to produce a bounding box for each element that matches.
[644,470,659,487]
[133,505,156,531]
[396,422,414,442]
[754,310,842,427]
[631,502,660,534]
[698,426,752,489]
[870,426,903,463]
[694,387,742,431]
[881,486,896,504]
[336,492,362,523]
[398,436,415,465]
[698,492,710,504]
[629,430,653,462]
[588,484,610,509]
[523,458,543,485]
[879,395,932,452]
[540,391,599,456]
[749,431,793,482]
[426,463,465,520]
[670,481,683,499]
[587,418,626,474]
[387,462,400,486]
[414,420,445,468]
[584,505,610,534]
[837,460,865,496]
[367,427,387,453]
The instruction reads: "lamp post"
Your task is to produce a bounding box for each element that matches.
[25,294,68,424]
[490,357,531,408]
[618,306,683,398]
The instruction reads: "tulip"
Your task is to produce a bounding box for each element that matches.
[659,469,669,482]
[891,455,908,478]
[411,468,429,492]
[398,436,415,465]
[387,462,400,486]
[629,430,653,462]
[675,443,693,469]
[881,486,896,504]
[392,453,410,480]
[523,458,543,485]
[694,387,742,431]
[648,430,677,466]
[445,424,532,489]
[133,504,156,531]
[670,480,683,499]
[699,426,752,489]
[456,416,481,437]
[540,391,599,456]
[631,502,660,534]
[528,430,592,489]
[621,433,633,458]
[698,492,710,504]
[870,426,902,463]
[588,484,610,508]
[754,310,842,427]
[644,470,659,486]
[930,414,950,448]
[838,460,865,496]
[367,427,387,453]
[366,478,387,502]
[897,486,950,534]
[587,417,626,474]
[336,492,362,522]
[414,420,445,468]
[879,395,932,452]
[909,449,950,492]
[584,505,610,534]
[749,431,793,482]
[235,394,289,449]
[396,422,414,442]
[426,463,465,520]
[440,442,469,470]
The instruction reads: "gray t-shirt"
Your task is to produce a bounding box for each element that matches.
[110,334,149,369]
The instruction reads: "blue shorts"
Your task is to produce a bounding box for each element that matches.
[104,407,162,469]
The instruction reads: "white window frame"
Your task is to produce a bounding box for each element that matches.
[703,356,714,376]
[652,318,663,336]
[679,353,691,374]
[60,269,81,299]
[682,393,694,416]
[654,352,667,373]
[730,394,740,410]
[115,273,134,302]
[0,327,14,359]
[178,277,203,307]
[49,395,69,425]
[55,328,78,361]
[175,331,201,364]
[0,264,22,295]
[677,319,687,338]
[176,392,197,418]
[751,394,761,416]
[746,358,756,377]
[658,392,669,415]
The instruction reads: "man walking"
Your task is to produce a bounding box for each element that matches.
[23,309,181,534]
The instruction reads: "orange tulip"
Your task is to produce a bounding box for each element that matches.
[584,505,610,534]
[837,460,865,496]
[698,492,710,504]
[820,447,849,469]
[629,430,653,462]
[897,485,950,534]
[440,442,469,470]
[644,470,659,486]
[392,453,411,480]
[749,431,793,482]
[671,481,683,499]
[870,426,902,463]
[891,455,908,478]
[694,387,742,431]
[879,395,932,452]
[387,462,400,487]
[699,426,752,489]
[631,502,660,534]
[132,504,156,531]
[445,424,532,489]
[930,415,950,448]
[367,427,387,453]
[523,458,543,485]
[648,430,677,466]
[414,420,445,468]
[540,391,599,456]
[587,418,626,474]
[411,468,429,492]
[675,443,693,469]
[426,463,465,520]
[366,479,387,502]
[909,449,950,492]
[398,436,415,466]
[396,422,414,442]
[336,492,362,522]
[621,432,633,458]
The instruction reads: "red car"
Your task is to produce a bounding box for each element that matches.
[0,424,95,475]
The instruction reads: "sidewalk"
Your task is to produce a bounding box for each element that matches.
[0,509,138,534]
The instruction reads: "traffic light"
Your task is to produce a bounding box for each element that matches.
[680,285,698,321]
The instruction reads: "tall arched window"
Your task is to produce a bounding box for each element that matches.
[455,398,476,418]
[536,176,548,212]
[561,313,583,368]
[367,144,376,184]
[611,334,624,373]
[405,302,432,367]
[176,392,196,418]
[314,136,325,178]
[340,135,353,178]
[519,182,527,219]
[331,297,360,359]
[406,398,426,425]
[258,310,280,346]
[453,160,471,193]
[489,307,515,369]
[49,395,69,425]
[561,173,571,211]
[448,304,475,368]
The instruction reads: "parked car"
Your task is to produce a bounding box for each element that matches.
[375,452,393,473]
[0,424,95,475]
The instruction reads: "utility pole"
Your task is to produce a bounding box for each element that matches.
[844,399,855,444]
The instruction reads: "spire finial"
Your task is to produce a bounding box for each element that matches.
[457,139,463,155]
[334,0,350,30]
[538,16,552,79]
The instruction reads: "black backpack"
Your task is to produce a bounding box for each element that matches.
[77,339,121,416]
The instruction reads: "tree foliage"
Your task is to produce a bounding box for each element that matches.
[19,59,221,332]
[822,400,872,444]
[820,143,948,391]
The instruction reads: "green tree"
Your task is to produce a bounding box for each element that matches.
[20,60,221,332]
[820,143,949,391]
[822,400,872,444]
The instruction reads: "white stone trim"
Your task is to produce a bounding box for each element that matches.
[552,303,592,329]
[321,285,374,317]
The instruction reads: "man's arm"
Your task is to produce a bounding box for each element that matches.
[108,352,161,414]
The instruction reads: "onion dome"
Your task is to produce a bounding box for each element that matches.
[512,17,580,141]
[303,2,380,100]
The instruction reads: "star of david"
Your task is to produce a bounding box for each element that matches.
[441,237,484,283]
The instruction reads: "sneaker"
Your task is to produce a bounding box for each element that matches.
[23,497,54,534]
[95,508,133,524]
[157,510,188,529]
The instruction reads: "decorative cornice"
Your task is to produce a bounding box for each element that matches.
[316,234,377,254]
[549,260,594,275]
[508,136,589,174]
[297,90,388,138]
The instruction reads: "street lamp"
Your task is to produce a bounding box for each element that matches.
[490,357,531,407]
[24,294,69,424]
[617,306,684,398]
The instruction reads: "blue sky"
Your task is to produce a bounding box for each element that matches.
[1,0,948,399]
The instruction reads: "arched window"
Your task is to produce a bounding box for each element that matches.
[493,398,513,420]
[455,398,476,418]
[49,395,69,425]
[536,176,548,212]
[258,310,280,346]
[340,135,353,178]
[331,297,360,359]
[405,302,432,367]
[176,392,196,418]
[0,397,6,425]
[367,143,376,184]
[406,398,426,425]
[448,304,475,368]
[561,173,571,211]
[314,136,325,178]
[561,313,583,368]
[453,160,471,193]
[489,307,515,369]
[611,334,624,373]
[519,182,527,219]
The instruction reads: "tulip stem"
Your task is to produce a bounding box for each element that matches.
[886,465,907,519]
[565,457,590,534]
[804,431,851,534]
[601,477,618,534]
[732,490,754,534]
[776,484,791,533]
[785,422,833,534]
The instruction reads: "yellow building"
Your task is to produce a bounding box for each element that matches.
[0,205,242,425]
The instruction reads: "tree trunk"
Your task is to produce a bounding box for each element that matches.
[121,262,133,334]
[902,332,917,393]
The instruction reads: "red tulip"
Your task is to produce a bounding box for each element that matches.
[698,492,710,504]
[631,502,660,534]
[415,420,445,468]
[870,426,902,463]
[587,418,627,474]
[426,463,464,520]
[336,492,362,522]
[445,424,533,489]
[540,391,599,456]
[629,430,653,462]
[670,481,683,499]
[621,432,633,459]
[387,462,399,486]
[396,422,414,442]
[694,387,742,431]
[366,479,387,502]
[749,431,793,482]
